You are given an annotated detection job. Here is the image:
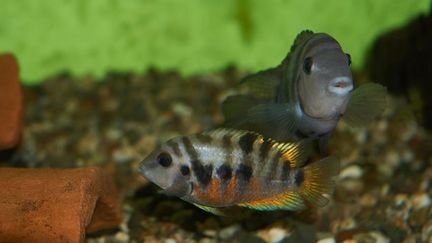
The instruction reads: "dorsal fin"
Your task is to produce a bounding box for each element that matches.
[273,140,311,168]
[293,30,315,46]
[291,30,315,52]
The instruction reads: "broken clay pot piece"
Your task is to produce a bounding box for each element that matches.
[0,53,22,150]
[0,167,123,243]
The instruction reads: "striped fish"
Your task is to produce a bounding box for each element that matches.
[222,30,387,153]
[139,129,339,215]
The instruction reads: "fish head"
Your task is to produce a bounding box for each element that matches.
[139,140,193,197]
[297,33,353,120]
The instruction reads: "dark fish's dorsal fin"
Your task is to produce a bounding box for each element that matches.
[343,83,387,127]
[238,191,305,211]
[299,156,340,207]
[290,30,315,53]
[274,140,311,168]
[281,30,315,68]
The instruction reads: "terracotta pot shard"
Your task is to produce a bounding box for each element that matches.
[0,53,22,150]
[0,167,123,243]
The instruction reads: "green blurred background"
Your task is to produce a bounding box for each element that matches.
[0,0,429,84]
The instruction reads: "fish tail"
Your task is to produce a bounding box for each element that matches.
[298,156,340,207]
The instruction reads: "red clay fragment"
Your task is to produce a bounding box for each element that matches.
[0,167,123,243]
[0,53,22,149]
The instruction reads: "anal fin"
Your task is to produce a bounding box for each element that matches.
[238,191,305,211]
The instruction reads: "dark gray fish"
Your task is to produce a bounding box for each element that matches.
[222,30,387,152]
[139,129,339,216]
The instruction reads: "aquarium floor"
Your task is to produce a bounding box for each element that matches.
[3,69,431,242]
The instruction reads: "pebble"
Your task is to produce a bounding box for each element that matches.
[359,193,377,207]
[317,238,335,243]
[112,146,135,164]
[257,227,289,243]
[353,231,390,243]
[410,192,431,209]
[114,231,130,243]
[219,224,241,240]
[339,165,363,179]
[172,102,193,117]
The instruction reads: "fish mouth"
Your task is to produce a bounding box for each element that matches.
[328,77,353,96]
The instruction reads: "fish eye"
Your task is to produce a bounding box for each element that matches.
[303,57,313,74]
[157,152,172,167]
[180,165,190,176]
[346,53,352,66]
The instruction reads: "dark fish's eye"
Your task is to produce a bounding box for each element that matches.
[157,152,172,167]
[303,57,313,74]
[346,53,352,66]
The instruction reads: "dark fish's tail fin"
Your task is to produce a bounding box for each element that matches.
[299,156,340,207]
[343,83,387,127]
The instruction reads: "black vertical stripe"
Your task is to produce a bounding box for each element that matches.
[259,139,273,162]
[280,161,291,181]
[167,140,181,157]
[268,153,280,179]
[216,164,232,182]
[236,164,253,182]
[238,133,257,155]
[294,169,304,186]
[191,159,213,187]
[182,137,198,160]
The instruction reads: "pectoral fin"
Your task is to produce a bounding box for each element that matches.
[239,66,282,99]
[344,83,387,127]
[222,95,261,127]
[247,103,301,141]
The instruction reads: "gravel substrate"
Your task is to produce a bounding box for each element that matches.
[3,69,431,242]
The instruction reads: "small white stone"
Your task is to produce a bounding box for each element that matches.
[219,224,241,240]
[268,228,289,243]
[411,193,431,209]
[114,231,130,243]
[317,238,335,243]
[172,102,193,117]
[257,227,289,243]
[369,231,390,243]
[339,165,363,179]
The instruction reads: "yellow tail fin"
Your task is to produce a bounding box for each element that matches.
[299,156,340,207]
